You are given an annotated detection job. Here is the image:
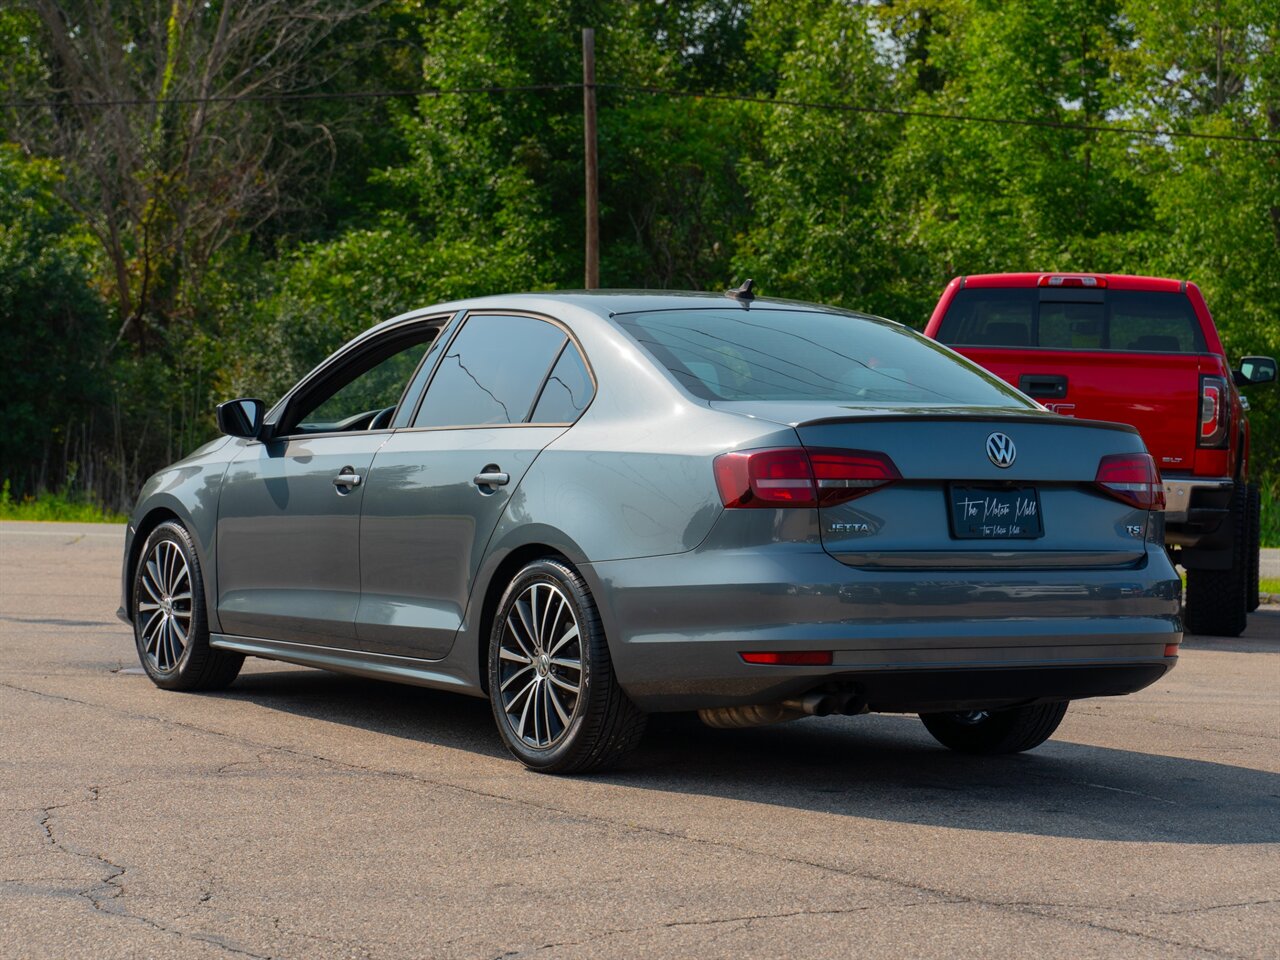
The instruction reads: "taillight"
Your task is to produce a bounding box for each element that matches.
[1038,275,1107,288]
[1094,453,1164,510]
[1197,375,1229,448]
[713,447,900,509]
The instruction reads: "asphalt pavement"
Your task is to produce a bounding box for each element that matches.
[1,521,1277,959]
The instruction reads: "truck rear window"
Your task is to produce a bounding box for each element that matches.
[937,289,1206,353]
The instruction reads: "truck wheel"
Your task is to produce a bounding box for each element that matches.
[1184,481,1248,637]
[1247,482,1261,613]
[920,702,1068,754]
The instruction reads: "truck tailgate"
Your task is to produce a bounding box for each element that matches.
[951,348,1205,473]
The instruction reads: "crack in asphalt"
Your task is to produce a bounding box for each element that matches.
[1160,898,1280,916]
[32,780,273,960]
[491,900,961,958]
[1,678,1259,960]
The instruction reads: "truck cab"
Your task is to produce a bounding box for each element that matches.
[925,272,1276,636]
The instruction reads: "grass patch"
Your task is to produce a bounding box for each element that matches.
[1258,578,1280,597]
[1258,477,1280,548]
[0,479,126,523]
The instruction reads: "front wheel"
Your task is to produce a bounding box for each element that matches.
[133,521,243,691]
[488,558,646,773]
[920,702,1068,755]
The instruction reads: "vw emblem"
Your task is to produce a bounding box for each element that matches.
[986,432,1017,468]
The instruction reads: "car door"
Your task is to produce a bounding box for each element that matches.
[356,311,595,659]
[216,319,443,647]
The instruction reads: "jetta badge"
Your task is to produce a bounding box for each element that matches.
[986,432,1017,468]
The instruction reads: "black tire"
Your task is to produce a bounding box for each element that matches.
[1247,482,1261,613]
[920,702,1068,755]
[132,521,243,691]
[488,558,646,774]
[1184,481,1249,637]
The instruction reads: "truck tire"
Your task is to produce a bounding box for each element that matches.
[1184,481,1248,637]
[1247,482,1261,613]
[920,702,1068,755]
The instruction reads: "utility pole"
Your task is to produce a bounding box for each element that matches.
[582,27,599,289]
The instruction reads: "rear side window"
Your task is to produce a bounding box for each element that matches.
[414,314,566,427]
[938,288,1205,352]
[529,344,594,423]
[614,308,1030,406]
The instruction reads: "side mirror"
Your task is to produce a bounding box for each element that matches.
[216,398,266,439]
[1236,356,1277,386]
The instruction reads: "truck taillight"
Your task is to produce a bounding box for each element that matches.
[1095,453,1164,510]
[1197,375,1229,448]
[1038,275,1107,288]
[714,448,900,509]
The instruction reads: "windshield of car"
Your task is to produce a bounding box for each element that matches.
[613,307,1031,406]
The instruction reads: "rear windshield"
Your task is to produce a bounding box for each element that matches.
[613,308,1032,406]
[937,288,1206,353]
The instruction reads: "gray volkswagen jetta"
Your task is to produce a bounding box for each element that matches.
[120,290,1181,772]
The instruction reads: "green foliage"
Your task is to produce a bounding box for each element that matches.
[1257,478,1280,549]
[0,479,125,524]
[4,0,1280,509]
[0,146,111,498]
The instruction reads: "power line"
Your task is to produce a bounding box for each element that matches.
[602,83,1277,145]
[3,80,1274,144]
[0,83,582,109]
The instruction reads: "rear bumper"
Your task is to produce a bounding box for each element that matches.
[1162,476,1233,533]
[585,547,1181,713]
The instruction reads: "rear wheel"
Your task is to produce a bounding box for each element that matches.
[920,702,1068,755]
[133,521,243,690]
[1184,481,1249,637]
[488,558,646,773]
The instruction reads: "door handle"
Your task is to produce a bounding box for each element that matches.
[473,470,510,488]
[1018,374,1068,399]
[333,466,363,492]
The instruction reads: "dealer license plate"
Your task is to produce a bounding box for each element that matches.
[949,485,1043,540]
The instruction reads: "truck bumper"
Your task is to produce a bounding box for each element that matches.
[1163,477,1234,545]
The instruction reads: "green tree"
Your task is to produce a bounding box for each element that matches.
[732,2,905,315]
[0,145,110,498]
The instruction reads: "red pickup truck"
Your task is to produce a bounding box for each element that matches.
[925,272,1276,636]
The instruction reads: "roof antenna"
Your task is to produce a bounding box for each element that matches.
[726,278,755,305]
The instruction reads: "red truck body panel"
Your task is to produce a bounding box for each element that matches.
[923,273,1241,483]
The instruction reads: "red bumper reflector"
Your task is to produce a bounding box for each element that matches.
[1164,643,1180,657]
[740,651,834,666]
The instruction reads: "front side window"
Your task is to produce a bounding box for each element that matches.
[614,308,1029,406]
[291,328,438,434]
[414,314,568,428]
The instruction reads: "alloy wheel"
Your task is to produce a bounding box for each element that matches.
[137,539,193,672]
[497,582,583,748]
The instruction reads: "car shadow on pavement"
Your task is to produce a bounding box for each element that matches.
[622,712,1280,846]
[212,665,1279,847]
